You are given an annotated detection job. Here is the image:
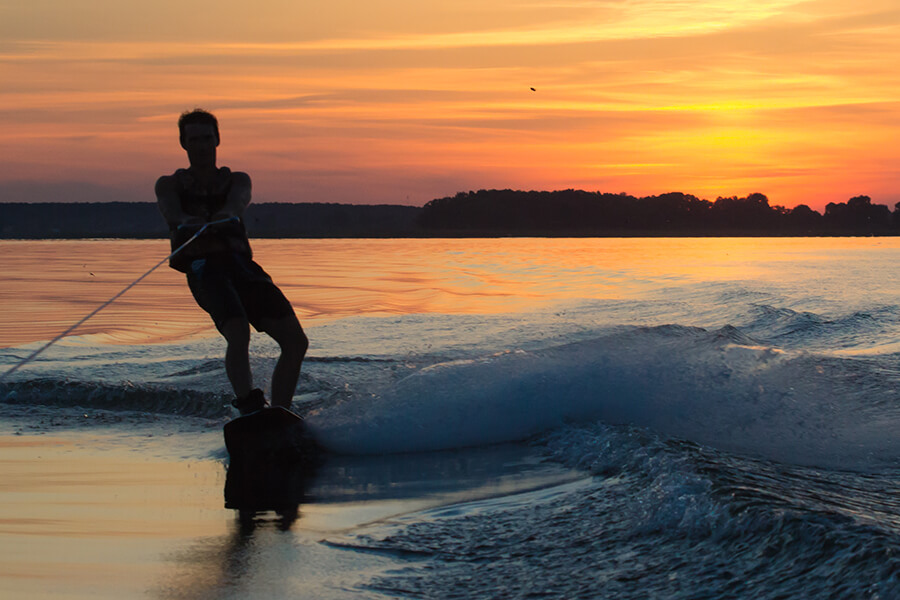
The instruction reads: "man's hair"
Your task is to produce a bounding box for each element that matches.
[178,109,219,144]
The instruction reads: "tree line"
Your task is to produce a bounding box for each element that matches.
[419,190,900,236]
[2,191,899,238]
[0,202,421,239]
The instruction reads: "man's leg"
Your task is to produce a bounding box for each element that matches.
[257,313,308,409]
[220,316,253,399]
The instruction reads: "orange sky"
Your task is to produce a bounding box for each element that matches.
[1,0,899,210]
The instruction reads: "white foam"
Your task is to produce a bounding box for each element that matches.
[308,325,900,469]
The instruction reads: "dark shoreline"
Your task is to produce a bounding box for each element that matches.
[3,191,899,239]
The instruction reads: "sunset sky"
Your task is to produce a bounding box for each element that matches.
[1,0,899,210]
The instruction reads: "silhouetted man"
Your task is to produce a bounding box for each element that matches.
[156,109,308,415]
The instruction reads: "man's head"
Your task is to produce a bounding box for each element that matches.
[178,109,220,168]
[178,109,219,147]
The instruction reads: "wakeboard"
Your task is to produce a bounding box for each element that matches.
[223,406,322,513]
[223,406,320,465]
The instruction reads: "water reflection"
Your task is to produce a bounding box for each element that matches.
[221,441,580,532]
[6,237,900,347]
[154,442,585,599]
[224,456,314,531]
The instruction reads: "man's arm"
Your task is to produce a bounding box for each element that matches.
[210,171,252,220]
[155,175,203,228]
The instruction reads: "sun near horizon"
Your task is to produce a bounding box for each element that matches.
[1,1,899,212]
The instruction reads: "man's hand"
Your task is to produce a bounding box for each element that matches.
[205,216,244,238]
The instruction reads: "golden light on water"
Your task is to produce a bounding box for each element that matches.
[3,237,898,348]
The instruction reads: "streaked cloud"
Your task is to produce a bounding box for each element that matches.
[0,0,898,208]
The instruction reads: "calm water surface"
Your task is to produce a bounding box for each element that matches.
[2,237,900,347]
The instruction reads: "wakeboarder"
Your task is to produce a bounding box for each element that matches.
[155,109,308,415]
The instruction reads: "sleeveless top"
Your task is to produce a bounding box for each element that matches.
[168,167,253,273]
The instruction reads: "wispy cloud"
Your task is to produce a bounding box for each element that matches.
[0,0,899,207]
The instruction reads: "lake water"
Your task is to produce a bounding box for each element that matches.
[0,237,899,598]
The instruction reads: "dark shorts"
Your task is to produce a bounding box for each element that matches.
[186,254,295,333]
